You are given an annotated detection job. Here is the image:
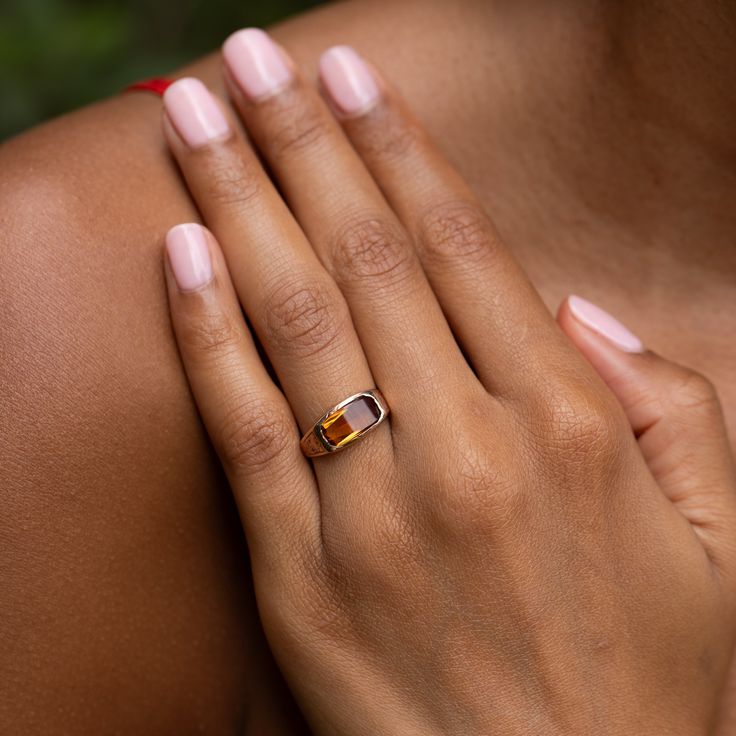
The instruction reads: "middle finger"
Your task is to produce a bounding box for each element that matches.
[222,29,475,405]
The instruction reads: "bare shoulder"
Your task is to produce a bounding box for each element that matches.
[0,78,302,735]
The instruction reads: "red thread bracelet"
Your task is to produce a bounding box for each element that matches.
[124,78,173,97]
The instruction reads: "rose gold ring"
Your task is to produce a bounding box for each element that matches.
[300,389,390,457]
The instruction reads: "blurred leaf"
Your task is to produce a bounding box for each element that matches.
[0,0,324,141]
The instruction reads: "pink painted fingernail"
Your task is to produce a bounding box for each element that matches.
[223,28,293,101]
[166,224,213,292]
[568,295,644,353]
[163,78,230,148]
[319,46,380,116]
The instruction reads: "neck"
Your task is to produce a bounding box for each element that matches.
[606,0,736,150]
[488,0,736,299]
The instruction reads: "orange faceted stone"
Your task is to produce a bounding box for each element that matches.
[320,395,382,448]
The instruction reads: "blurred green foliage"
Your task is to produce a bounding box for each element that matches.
[0,0,323,140]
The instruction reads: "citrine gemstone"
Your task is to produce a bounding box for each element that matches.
[320,395,382,448]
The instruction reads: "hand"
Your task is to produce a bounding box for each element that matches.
[158,29,736,735]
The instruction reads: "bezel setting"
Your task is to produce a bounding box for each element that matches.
[300,389,390,456]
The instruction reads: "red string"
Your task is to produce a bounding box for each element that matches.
[124,78,173,97]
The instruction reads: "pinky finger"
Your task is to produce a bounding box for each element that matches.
[164,222,321,570]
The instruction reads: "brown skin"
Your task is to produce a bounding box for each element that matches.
[162,40,736,734]
[0,0,735,732]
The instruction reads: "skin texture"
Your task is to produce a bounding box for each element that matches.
[1,0,735,732]
[160,41,736,734]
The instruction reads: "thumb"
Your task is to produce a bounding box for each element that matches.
[557,295,736,564]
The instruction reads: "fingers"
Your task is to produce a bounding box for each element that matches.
[558,295,736,568]
[161,77,381,457]
[318,48,573,399]
[163,223,320,568]
[221,30,473,406]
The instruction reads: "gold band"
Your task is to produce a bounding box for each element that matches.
[300,389,390,457]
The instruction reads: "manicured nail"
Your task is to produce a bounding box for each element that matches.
[163,78,230,148]
[319,46,380,116]
[166,224,213,292]
[223,28,293,101]
[568,295,644,353]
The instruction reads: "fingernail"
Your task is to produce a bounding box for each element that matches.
[568,295,644,353]
[166,224,213,292]
[319,45,380,116]
[163,78,230,148]
[223,28,293,101]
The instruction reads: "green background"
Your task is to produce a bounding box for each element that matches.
[0,0,322,141]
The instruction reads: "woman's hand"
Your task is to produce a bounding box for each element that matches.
[159,29,736,735]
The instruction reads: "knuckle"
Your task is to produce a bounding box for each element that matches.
[540,390,623,461]
[217,399,295,474]
[419,200,498,266]
[177,307,243,359]
[671,369,721,417]
[265,97,332,159]
[422,403,522,532]
[331,214,415,285]
[262,276,346,359]
[439,441,520,531]
[353,107,419,163]
[205,154,261,208]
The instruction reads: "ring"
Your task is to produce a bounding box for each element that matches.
[300,389,390,457]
